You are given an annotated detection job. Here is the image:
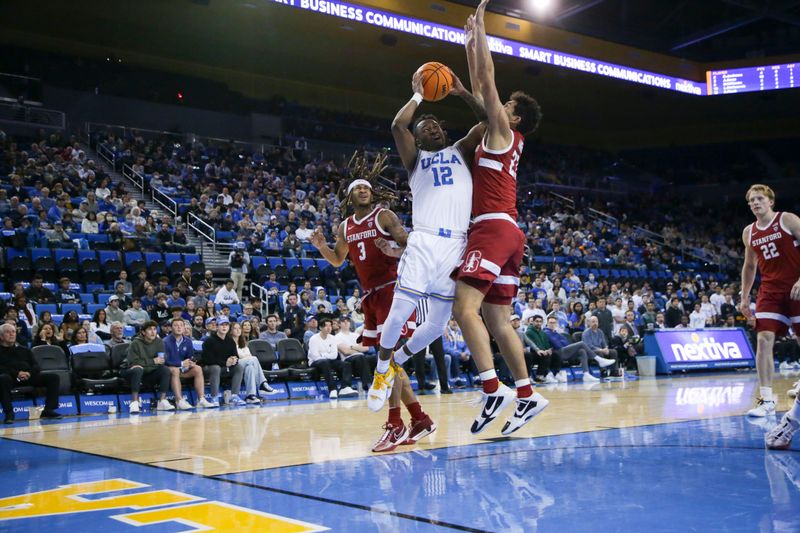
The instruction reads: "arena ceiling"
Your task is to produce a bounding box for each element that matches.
[2,0,800,147]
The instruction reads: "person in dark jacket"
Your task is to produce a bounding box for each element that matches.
[200,316,244,406]
[121,320,173,414]
[0,323,62,424]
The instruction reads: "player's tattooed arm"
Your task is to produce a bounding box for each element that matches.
[376,209,407,257]
[391,73,424,173]
[311,223,348,267]
[449,69,487,122]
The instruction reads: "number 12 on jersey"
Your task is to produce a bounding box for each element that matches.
[431,166,453,187]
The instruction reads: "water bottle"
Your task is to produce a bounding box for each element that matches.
[272,361,279,371]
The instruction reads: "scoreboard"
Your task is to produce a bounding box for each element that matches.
[707,62,798,95]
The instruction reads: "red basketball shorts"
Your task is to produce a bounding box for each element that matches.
[453,217,525,306]
[755,289,800,336]
[358,283,416,346]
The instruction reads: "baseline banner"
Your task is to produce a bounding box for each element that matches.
[270,0,707,95]
[648,328,755,372]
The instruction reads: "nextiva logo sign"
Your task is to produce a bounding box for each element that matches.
[655,329,754,364]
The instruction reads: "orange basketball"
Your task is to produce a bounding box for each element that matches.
[416,62,453,102]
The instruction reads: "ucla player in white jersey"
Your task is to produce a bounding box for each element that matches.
[368,71,487,411]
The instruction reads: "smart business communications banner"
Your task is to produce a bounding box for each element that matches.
[644,328,755,374]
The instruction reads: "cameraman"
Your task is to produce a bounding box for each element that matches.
[227,242,250,300]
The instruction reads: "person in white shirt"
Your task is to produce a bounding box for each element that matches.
[709,285,725,315]
[334,317,369,394]
[81,212,99,234]
[311,288,333,314]
[521,298,547,325]
[295,219,314,243]
[610,297,627,335]
[346,288,361,313]
[699,294,717,326]
[230,321,274,403]
[308,318,356,399]
[214,279,240,305]
[689,303,708,329]
[123,298,150,328]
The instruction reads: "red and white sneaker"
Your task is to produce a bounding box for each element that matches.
[371,423,410,453]
[401,415,437,445]
[766,411,800,450]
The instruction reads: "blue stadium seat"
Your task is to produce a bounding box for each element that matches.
[86,234,109,244]
[85,283,105,293]
[123,326,136,338]
[268,258,284,269]
[53,249,76,262]
[228,304,242,316]
[0,293,10,302]
[60,303,84,315]
[80,293,95,304]
[5,248,27,262]
[164,253,183,267]
[51,314,63,326]
[251,256,267,270]
[284,258,299,269]
[300,258,315,270]
[183,254,200,266]
[30,248,52,261]
[86,304,105,316]
[96,294,112,305]
[316,259,331,271]
[77,250,97,263]
[145,252,163,266]
[34,303,58,316]
[124,252,143,266]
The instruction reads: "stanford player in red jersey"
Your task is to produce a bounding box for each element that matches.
[451,0,547,436]
[740,185,800,436]
[310,153,435,452]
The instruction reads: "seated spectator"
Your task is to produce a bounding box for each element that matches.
[32,311,58,341]
[56,277,80,304]
[191,315,206,340]
[166,288,186,309]
[81,320,103,344]
[521,297,546,325]
[32,322,66,351]
[105,295,126,324]
[116,271,133,295]
[0,323,62,423]
[525,316,563,384]
[104,321,129,347]
[308,318,355,399]
[689,302,707,329]
[46,221,73,247]
[163,318,215,409]
[230,321,274,403]
[81,211,99,234]
[215,279,240,306]
[620,311,641,338]
[346,288,361,313]
[200,316,245,406]
[124,298,150,329]
[122,321,174,414]
[610,327,642,371]
[150,294,171,323]
[91,309,111,340]
[14,295,37,331]
[112,282,132,310]
[191,285,209,310]
[259,314,287,348]
[444,318,473,387]
[59,310,80,342]
[580,316,621,379]
[25,275,54,304]
[665,298,684,328]
[546,301,569,333]
[312,289,333,314]
[334,317,368,394]
[303,315,318,347]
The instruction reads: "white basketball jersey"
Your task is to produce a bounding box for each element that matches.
[409,146,473,235]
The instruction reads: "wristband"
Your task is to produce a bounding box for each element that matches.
[411,93,423,105]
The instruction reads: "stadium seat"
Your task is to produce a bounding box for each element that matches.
[164,253,183,267]
[183,254,201,266]
[248,340,288,382]
[34,303,58,316]
[96,294,112,305]
[268,257,284,270]
[80,293,95,305]
[30,248,52,261]
[9,256,32,282]
[86,303,105,316]
[70,345,120,393]
[31,345,72,394]
[124,252,144,266]
[251,256,267,270]
[279,339,316,381]
[144,252,163,266]
[60,303,84,315]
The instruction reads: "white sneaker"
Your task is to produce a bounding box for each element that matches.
[367,364,396,412]
[583,372,600,382]
[197,398,216,408]
[501,393,550,435]
[544,372,558,384]
[747,398,776,417]
[779,361,794,371]
[470,383,517,434]
[128,400,140,414]
[788,381,800,399]
[338,386,357,397]
[766,411,800,450]
[556,370,568,383]
[156,399,175,411]
[329,389,338,399]
[176,399,194,410]
[595,356,615,368]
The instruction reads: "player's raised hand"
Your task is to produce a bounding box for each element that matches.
[412,70,424,96]
[448,69,466,96]
[309,227,326,249]
[476,0,490,23]
[375,237,403,258]
[465,15,476,50]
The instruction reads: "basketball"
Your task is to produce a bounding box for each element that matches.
[416,61,453,102]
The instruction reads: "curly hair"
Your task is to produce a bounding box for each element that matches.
[338,150,397,217]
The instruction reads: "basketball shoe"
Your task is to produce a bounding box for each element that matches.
[501,393,550,435]
[372,422,410,453]
[470,383,517,434]
[402,414,437,445]
[367,362,396,412]
[787,381,800,399]
[747,397,776,417]
[766,411,800,450]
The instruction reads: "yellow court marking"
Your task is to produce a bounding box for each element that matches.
[111,501,328,532]
[0,479,201,521]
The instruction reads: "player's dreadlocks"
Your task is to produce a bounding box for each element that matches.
[338,150,397,217]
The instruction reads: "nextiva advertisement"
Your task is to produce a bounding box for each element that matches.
[646,329,755,373]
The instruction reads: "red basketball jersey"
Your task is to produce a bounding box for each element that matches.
[748,212,800,292]
[343,207,398,291]
[472,130,524,220]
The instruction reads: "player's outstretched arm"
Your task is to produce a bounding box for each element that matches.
[391,74,424,173]
[740,227,757,317]
[464,13,483,105]
[782,212,800,300]
[473,0,513,150]
[449,69,487,123]
[310,224,348,267]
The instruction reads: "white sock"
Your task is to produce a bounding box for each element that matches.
[393,345,412,366]
[376,357,390,374]
[760,387,774,402]
[479,369,497,382]
[791,399,800,419]
[514,378,531,388]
